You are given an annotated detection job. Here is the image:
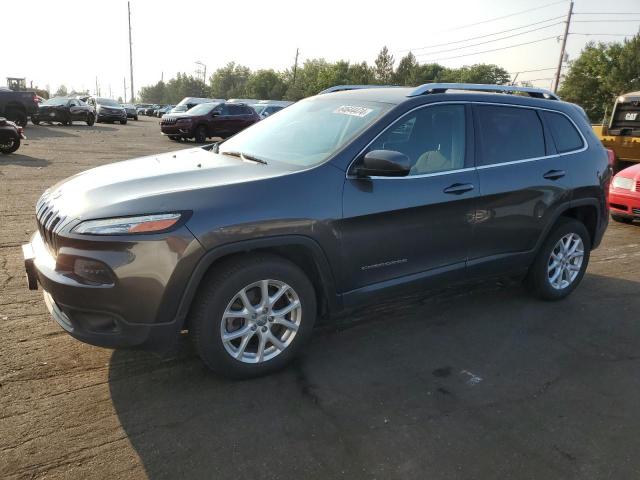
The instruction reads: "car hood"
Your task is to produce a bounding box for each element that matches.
[616,163,640,179]
[97,104,124,110]
[41,147,291,220]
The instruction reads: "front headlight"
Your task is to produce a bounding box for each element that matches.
[176,118,193,125]
[73,213,182,235]
[612,176,634,190]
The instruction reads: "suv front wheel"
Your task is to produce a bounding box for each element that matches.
[190,254,317,378]
[526,217,591,300]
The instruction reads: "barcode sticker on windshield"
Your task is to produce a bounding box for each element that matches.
[333,105,373,117]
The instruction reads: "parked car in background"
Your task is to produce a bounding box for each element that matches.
[0,117,25,154]
[160,102,260,142]
[136,104,153,115]
[156,105,175,117]
[252,103,285,118]
[22,83,610,378]
[121,104,139,120]
[171,97,225,115]
[0,88,39,127]
[609,162,640,223]
[144,104,160,116]
[86,97,127,124]
[32,97,95,126]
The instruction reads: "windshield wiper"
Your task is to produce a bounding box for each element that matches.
[221,151,268,165]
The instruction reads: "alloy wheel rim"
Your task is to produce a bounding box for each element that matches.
[547,233,584,290]
[220,279,302,364]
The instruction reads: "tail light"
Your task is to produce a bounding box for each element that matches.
[32,93,40,103]
[606,149,616,168]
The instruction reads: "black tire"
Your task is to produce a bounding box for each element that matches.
[120,119,127,125]
[190,254,317,378]
[525,217,591,301]
[611,214,633,224]
[5,108,27,127]
[31,117,40,125]
[194,125,207,143]
[86,114,95,126]
[134,115,138,121]
[168,135,180,141]
[0,135,20,154]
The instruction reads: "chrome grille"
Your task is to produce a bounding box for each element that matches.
[35,194,68,255]
[633,207,640,215]
[161,116,177,125]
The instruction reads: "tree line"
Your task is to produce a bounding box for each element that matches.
[559,34,640,123]
[138,46,511,104]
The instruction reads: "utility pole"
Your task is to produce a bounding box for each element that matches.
[292,48,299,86]
[95,76,99,97]
[123,77,127,103]
[195,61,207,83]
[127,1,135,102]
[553,0,573,93]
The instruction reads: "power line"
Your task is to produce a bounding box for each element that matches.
[573,19,640,22]
[508,66,557,74]
[574,12,640,15]
[418,35,558,62]
[569,32,638,36]
[414,22,563,57]
[426,0,567,34]
[398,15,564,53]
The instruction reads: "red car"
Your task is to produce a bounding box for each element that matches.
[609,163,640,223]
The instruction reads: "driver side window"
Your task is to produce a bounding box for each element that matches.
[368,104,466,176]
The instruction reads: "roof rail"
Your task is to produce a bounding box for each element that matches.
[318,85,396,95]
[407,83,560,100]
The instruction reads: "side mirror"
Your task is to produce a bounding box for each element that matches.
[355,150,411,178]
[211,111,220,116]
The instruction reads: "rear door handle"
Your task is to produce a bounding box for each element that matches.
[443,183,475,195]
[543,169,565,180]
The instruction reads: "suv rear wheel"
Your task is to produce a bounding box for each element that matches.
[194,125,207,143]
[526,217,591,300]
[190,254,317,378]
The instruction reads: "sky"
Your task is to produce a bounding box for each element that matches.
[3,0,639,99]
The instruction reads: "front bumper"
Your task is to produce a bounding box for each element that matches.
[97,111,126,121]
[161,125,193,136]
[22,228,204,350]
[609,189,640,218]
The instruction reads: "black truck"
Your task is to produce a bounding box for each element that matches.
[0,88,39,127]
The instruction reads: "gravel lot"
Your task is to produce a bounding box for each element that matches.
[1,117,640,480]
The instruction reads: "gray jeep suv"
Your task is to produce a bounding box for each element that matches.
[22,83,610,378]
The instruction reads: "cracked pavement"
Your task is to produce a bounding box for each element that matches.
[1,118,640,479]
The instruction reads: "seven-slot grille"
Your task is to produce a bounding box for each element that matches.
[161,116,177,125]
[35,194,68,255]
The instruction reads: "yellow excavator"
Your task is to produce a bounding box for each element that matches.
[592,91,640,169]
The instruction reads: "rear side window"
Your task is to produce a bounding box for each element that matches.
[543,111,584,153]
[476,105,545,165]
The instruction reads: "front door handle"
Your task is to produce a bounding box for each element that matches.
[543,169,566,180]
[443,183,475,195]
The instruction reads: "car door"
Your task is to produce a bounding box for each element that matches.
[226,104,246,135]
[339,103,478,293]
[468,103,571,275]
[68,100,83,121]
[211,104,232,137]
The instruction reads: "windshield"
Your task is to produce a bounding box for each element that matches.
[219,97,391,167]
[186,102,219,115]
[97,98,119,106]
[42,97,69,106]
